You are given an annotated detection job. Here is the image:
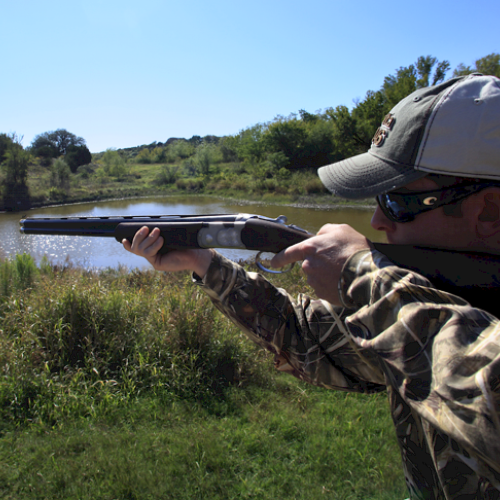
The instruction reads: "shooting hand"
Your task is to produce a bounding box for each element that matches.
[270,224,371,305]
[122,226,213,277]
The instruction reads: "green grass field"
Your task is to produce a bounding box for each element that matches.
[0,246,405,499]
[0,389,405,499]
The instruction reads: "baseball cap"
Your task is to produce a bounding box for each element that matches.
[317,73,500,199]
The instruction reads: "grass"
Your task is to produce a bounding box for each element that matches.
[0,255,406,499]
[0,390,405,499]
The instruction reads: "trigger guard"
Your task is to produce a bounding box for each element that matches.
[255,251,295,274]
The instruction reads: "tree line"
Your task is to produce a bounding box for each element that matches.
[1,53,499,211]
[0,129,92,210]
[104,53,500,177]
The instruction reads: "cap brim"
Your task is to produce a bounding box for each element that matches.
[317,151,427,199]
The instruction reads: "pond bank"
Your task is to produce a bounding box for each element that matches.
[22,190,377,214]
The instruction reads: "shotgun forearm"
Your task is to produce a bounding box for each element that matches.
[114,219,312,253]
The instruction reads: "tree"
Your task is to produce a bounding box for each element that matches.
[135,148,153,164]
[302,119,336,169]
[194,143,216,176]
[263,118,308,169]
[170,140,194,160]
[299,109,318,123]
[51,158,71,190]
[100,149,127,178]
[1,143,30,210]
[265,151,289,171]
[382,66,418,108]
[188,135,203,147]
[453,53,500,78]
[416,56,450,88]
[324,105,360,158]
[50,129,85,155]
[352,56,450,148]
[65,145,92,172]
[351,90,388,148]
[234,124,266,165]
[0,133,17,163]
[31,129,86,164]
[382,56,450,109]
[476,53,500,77]
[219,136,239,163]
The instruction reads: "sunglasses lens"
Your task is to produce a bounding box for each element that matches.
[378,194,413,222]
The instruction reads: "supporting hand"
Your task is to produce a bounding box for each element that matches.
[122,226,213,277]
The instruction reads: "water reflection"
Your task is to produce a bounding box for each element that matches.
[3,196,383,269]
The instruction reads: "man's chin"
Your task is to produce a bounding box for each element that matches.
[386,236,400,245]
[386,236,419,246]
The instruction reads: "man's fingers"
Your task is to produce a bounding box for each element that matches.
[141,234,164,257]
[123,225,149,254]
[122,226,163,257]
[270,241,310,269]
[122,237,132,250]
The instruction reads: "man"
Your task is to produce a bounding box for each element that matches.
[124,73,500,499]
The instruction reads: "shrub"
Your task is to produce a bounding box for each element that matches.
[135,148,152,164]
[263,178,278,192]
[65,145,92,173]
[47,186,68,202]
[154,165,179,186]
[278,167,291,179]
[232,178,248,191]
[175,178,204,192]
[76,163,95,179]
[100,150,127,178]
[304,177,328,194]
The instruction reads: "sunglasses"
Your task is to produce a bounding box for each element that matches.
[376,183,498,223]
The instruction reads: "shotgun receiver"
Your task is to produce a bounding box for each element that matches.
[19,213,500,315]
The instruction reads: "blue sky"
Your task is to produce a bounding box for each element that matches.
[1,0,498,153]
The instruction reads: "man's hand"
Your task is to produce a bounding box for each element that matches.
[270,224,372,305]
[122,226,213,278]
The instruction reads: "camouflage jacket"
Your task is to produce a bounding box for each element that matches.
[194,249,500,500]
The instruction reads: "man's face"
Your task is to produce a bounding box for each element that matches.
[371,177,479,248]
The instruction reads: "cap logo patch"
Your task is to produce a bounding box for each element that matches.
[372,113,395,147]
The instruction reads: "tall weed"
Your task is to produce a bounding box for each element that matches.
[0,259,273,427]
[14,253,37,290]
[0,253,38,299]
[0,259,14,298]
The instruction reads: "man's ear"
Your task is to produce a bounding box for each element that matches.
[476,189,500,237]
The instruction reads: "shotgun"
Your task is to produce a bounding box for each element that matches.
[19,213,500,315]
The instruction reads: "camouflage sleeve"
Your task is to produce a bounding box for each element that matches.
[194,251,388,393]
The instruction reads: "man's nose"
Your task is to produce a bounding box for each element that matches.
[371,206,396,233]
